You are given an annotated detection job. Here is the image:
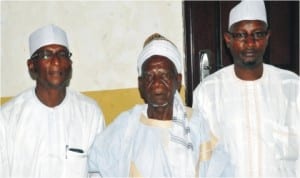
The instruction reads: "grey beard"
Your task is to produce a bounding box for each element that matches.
[150,102,168,107]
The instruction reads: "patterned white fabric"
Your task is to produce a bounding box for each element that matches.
[166,91,195,177]
[89,104,175,177]
[88,102,234,177]
[193,64,300,177]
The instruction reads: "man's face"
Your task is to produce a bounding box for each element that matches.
[224,20,270,69]
[138,55,181,108]
[28,44,72,89]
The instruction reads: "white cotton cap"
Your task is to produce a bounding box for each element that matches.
[29,24,69,56]
[137,39,182,76]
[228,0,267,30]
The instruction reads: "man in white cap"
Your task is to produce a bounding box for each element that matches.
[88,33,234,177]
[0,24,105,177]
[193,0,299,177]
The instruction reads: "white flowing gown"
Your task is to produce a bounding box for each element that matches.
[193,64,300,177]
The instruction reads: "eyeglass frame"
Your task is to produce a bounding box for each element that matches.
[227,31,269,41]
[30,49,72,61]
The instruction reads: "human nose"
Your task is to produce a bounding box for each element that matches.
[153,75,169,88]
[244,34,255,46]
[50,53,61,65]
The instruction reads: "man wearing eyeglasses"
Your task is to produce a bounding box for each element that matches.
[0,24,105,178]
[193,0,299,177]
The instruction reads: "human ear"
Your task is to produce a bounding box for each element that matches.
[138,76,147,103]
[224,32,232,48]
[176,74,182,92]
[266,30,271,41]
[27,59,37,80]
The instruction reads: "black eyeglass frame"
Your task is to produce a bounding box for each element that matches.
[228,31,269,41]
[30,49,72,61]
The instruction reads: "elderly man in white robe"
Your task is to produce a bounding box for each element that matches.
[0,24,105,178]
[193,0,300,177]
[88,33,234,177]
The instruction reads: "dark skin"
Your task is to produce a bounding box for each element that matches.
[224,20,271,80]
[138,55,182,120]
[27,44,72,107]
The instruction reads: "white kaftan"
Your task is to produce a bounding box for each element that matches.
[193,64,300,177]
[88,104,234,177]
[0,87,105,178]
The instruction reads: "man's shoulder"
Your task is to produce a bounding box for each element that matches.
[113,104,145,122]
[200,65,234,84]
[100,105,145,140]
[67,89,99,107]
[193,65,234,94]
[1,88,34,111]
[264,64,299,82]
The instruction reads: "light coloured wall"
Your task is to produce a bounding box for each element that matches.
[1,1,184,97]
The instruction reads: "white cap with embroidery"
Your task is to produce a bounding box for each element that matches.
[29,24,69,56]
[228,0,267,30]
[137,38,182,76]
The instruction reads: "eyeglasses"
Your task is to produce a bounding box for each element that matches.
[31,50,72,60]
[229,31,268,41]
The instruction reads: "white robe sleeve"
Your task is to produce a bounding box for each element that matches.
[189,109,235,177]
[88,111,132,177]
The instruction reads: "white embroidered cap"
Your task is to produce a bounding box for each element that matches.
[228,0,267,30]
[137,38,182,76]
[29,24,68,56]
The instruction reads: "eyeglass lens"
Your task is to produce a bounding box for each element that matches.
[230,31,268,41]
[31,50,72,60]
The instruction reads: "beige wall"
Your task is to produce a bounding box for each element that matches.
[1,1,184,97]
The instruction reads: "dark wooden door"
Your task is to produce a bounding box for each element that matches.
[183,1,299,106]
